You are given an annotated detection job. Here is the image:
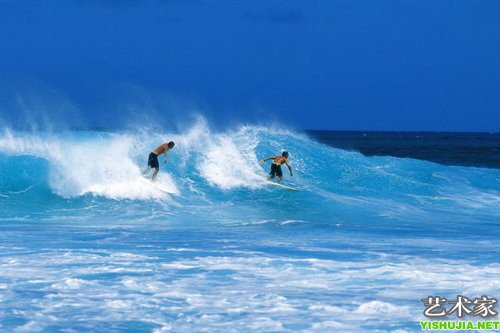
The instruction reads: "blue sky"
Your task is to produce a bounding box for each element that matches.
[0,0,499,131]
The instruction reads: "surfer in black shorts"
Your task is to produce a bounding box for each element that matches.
[260,151,293,184]
[145,141,175,181]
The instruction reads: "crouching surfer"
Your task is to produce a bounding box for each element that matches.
[145,141,175,181]
[260,151,293,184]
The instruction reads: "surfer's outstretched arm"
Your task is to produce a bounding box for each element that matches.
[259,156,275,164]
[285,161,293,176]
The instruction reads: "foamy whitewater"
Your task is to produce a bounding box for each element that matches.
[1,121,499,332]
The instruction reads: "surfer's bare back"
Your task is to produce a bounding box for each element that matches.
[260,151,293,184]
[146,141,175,181]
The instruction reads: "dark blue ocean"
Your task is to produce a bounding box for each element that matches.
[308,131,500,169]
[1,122,499,332]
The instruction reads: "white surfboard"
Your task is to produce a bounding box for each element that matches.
[140,177,176,194]
[267,181,300,192]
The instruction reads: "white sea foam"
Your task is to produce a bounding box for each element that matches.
[164,119,268,189]
[50,278,95,290]
[198,133,263,189]
[2,240,500,332]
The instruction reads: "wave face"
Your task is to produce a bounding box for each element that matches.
[1,122,498,224]
[1,122,500,332]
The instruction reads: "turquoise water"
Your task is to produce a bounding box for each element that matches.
[1,123,499,332]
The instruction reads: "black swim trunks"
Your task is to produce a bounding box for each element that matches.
[270,163,283,178]
[148,152,159,169]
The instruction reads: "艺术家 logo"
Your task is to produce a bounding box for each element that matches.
[419,295,499,331]
[421,295,498,318]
